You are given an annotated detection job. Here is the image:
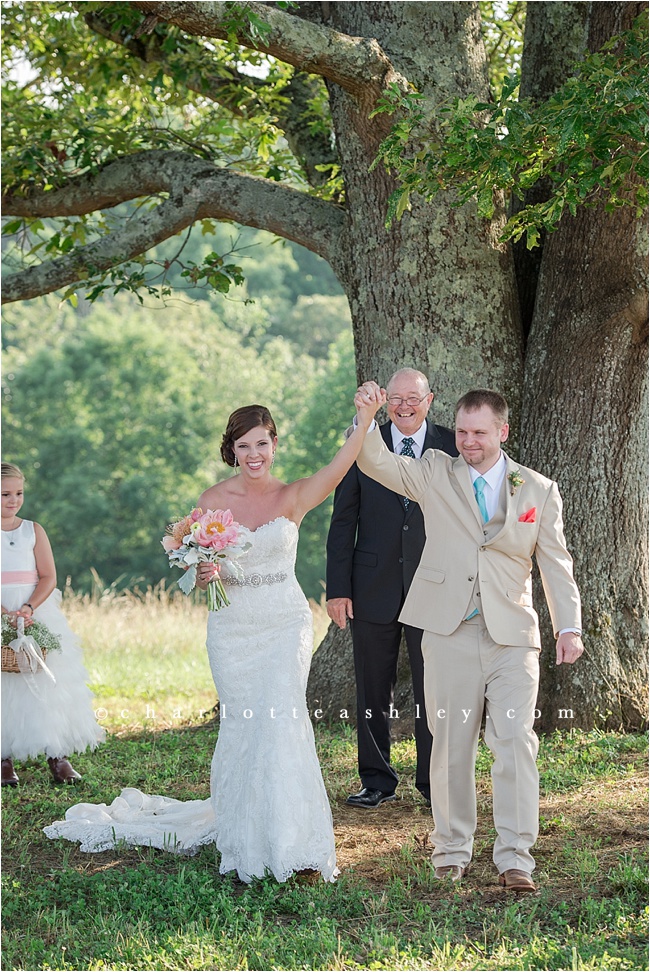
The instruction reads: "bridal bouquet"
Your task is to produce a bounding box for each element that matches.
[162,508,251,611]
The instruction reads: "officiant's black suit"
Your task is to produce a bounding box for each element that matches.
[326,419,458,797]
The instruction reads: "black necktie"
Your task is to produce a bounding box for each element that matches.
[400,437,415,509]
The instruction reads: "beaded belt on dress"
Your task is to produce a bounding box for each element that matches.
[221,571,287,588]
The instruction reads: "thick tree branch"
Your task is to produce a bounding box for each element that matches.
[84,10,339,188]
[279,72,339,189]
[128,0,403,99]
[1,150,346,303]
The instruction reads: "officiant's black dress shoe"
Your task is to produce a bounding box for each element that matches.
[346,787,396,809]
[418,788,432,807]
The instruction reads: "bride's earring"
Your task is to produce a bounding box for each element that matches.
[234,456,239,471]
[271,451,276,468]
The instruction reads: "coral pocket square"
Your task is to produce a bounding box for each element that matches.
[518,508,536,523]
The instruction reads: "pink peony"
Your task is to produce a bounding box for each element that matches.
[192,509,241,550]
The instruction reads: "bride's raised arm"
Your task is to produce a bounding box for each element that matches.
[287,382,385,520]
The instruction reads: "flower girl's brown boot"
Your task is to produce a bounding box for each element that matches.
[47,756,82,784]
[1,758,18,786]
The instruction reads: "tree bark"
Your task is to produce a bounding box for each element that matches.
[308,2,522,715]
[129,0,402,97]
[521,2,649,731]
[512,2,589,337]
[324,1,523,420]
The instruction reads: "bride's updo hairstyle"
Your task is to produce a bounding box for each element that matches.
[220,405,278,467]
[2,462,24,481]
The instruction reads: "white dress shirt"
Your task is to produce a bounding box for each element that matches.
[391,421,428,458]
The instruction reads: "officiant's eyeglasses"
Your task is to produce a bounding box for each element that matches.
[387,395,429,407]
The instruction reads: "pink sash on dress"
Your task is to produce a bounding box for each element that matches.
[1,570,39,585]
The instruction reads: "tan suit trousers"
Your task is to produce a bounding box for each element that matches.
[422,616,540,873]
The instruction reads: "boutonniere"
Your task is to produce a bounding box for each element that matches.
[508,469,525,495]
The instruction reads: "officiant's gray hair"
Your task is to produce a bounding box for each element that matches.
[220,405,278,467]
[385,368,430,394]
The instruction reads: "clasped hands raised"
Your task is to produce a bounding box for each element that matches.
[354,381,386,425]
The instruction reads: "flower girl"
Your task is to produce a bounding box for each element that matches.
[1,463,105,786]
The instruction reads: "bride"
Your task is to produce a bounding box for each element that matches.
[45,401,375,883]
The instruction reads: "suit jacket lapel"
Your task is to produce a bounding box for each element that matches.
[380,422,394,452]
[452,455,485,531]
[423,419,442,452]
[486,452,521,543]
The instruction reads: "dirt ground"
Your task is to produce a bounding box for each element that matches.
[330,768,648,897]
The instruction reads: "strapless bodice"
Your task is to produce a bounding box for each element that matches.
[220,516,299,581]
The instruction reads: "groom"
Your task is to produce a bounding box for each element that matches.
[354,383,584,891]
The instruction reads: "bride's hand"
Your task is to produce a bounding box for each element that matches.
[196,563,219,590]
[354,381,386,427]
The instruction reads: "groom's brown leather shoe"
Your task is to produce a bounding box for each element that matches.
[1,759,18,787]
[499,868,536,892]
[434,865,466,882]
[47,757,82,784]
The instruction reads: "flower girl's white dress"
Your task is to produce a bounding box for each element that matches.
[45,518,338,883]
[2,520,105,760]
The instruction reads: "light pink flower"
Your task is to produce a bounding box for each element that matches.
[161,535,182,552]
[192,509,241,550]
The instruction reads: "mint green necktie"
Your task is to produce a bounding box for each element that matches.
[465,476,488,620]
[473,476,489,523]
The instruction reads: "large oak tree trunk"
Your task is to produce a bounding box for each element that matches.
[325,2,523,418]
[511,1,589,337]
[308,2,522,719]
[521,2,649,732]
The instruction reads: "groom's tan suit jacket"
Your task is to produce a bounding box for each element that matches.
[357,427,581,648]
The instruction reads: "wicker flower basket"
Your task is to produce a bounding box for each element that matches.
[1,617,60,674]
[2,643,48,673]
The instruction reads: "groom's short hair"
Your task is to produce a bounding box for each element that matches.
[455,389,508,425]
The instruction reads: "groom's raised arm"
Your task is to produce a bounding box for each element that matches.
[354,380,435,503]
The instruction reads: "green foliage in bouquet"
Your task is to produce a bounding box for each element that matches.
[1,615,62,652]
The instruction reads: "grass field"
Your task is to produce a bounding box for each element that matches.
[1,589,648,971]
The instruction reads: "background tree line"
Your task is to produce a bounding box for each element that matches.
[2,224,357,600]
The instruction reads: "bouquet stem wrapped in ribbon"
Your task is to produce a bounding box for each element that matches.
[162,508,251,611]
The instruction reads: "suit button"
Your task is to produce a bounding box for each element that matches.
[398,557,404,564]
[468,576,474,582]
[483,531,488,536]
[403,525,409,531]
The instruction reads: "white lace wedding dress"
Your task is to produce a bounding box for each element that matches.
[44,517,338,883]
